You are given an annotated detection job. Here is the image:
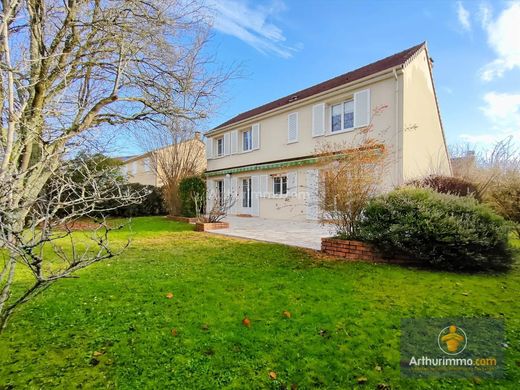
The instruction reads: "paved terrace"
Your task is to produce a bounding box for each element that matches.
[208,216,333,250]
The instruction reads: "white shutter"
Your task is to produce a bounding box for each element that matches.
[251,175,260,216]
[354,89,370,128]
[224,175,231,199]
[230,130,238,154]
[206,179,214,213]
[259,174,268,197]
[287,171,298,196]
[252,123,260,150]
[306,169,319,220]
[205,137,213,159]
[287,112,298,143]
[223,133,231,156]
[312,103,325,137]
[230,177,238,214]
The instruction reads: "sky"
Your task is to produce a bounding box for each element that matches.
[115,0,520,155]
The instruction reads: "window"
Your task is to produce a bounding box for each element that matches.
[216,180,224,207]
[131,162,137,175]
[216,137,224,156]
[242,178,252,208]
[143,158,151,172]
[273,175,288,195]
[331,98,354,132]
[242,129,252,151]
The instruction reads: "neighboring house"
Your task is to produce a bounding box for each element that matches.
[119,132,206,186]
[204,42,451,221]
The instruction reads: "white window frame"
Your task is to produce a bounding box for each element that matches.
[330,98,355,134]
[215,137,224,157]
[242,128,253,152]
[242,177,252,208]
[272,175,288,196]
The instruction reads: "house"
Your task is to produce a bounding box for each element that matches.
[120,132,206,186]
[204,42,451,221]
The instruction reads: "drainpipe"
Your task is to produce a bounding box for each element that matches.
[393,68,400,187]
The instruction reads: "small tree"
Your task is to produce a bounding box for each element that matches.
[315,105,390,238]
[179,176,206,217]
[486,172,520,238]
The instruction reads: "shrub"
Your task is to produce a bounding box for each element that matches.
[485,172,520,238]
[406,174,480,199]
[359,188,513,272]
[178,176,206,217]
[104,184,167,217]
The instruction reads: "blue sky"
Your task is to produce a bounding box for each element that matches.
[200,0,520,151]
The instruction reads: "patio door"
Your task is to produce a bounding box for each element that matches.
[242,178,252,212]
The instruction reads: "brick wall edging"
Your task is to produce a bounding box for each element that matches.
[321,237,411,264]
[195,222,230,232]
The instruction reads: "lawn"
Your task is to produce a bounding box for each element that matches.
[1,217,519,389]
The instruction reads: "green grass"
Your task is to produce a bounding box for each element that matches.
[1,217,519,389]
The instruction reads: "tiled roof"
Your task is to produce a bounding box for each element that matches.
[213,42,425,131]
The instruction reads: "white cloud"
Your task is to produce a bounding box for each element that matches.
[456,2,471,31]
[480,2,520,81]
[207,0,300,59]
[461,92,520,145]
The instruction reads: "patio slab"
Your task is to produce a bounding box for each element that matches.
[207,215,334,250]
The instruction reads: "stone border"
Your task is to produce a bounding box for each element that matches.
[321,238,410,264]
[195,222,230,232]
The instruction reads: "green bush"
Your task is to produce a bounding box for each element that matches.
[104,184,167,217]
[359,188,513,272]
[179,176,206,217]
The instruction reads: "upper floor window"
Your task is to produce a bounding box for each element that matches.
[242,129,252,151]
[273,175,288,195]
[216,137,224,157]
[331,99,354,132]
[143,158,151,172]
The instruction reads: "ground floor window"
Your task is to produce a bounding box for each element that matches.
[216,180,224,207]
[242,178,252,208]
[273,175,288,195]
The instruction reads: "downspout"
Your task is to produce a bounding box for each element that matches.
[393,68,400,186]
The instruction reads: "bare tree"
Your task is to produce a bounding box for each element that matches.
[0,0,228,331]
[205,192,236,223]
[315,106,390,238]
[134,119,206,215]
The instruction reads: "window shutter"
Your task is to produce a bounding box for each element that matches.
[206,179,214,213]
[259,174,268,197]
[230,177,238,214]
[223,133,231,155]
[230,130,238,154]
[287,112,299,143]
[287,171,298,196]
[354,89,370,128]
[205,137,213,159]
[251,175,260,216]
[312,103,325,137]
[252,123,260,150]
[306,169,319,220]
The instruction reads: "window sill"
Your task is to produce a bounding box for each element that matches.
[287,140,298,144]
[326,127,356,136]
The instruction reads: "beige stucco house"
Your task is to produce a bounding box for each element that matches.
[120,133,206,186]
[204,42,451,221]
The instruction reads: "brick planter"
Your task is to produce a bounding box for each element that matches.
[195,221,230,232]
[167,216,199,224]
[321,238,410,264]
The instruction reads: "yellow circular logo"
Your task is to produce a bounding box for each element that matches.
[438,324,467,355]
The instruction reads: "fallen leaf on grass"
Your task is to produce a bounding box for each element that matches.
[165,292,174,299]
[92,351,104,357]
[268,371,277,380]
[282,310,292,318]
[356,376,368,384]
[242,317,251,328]
[171,328,178,336]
